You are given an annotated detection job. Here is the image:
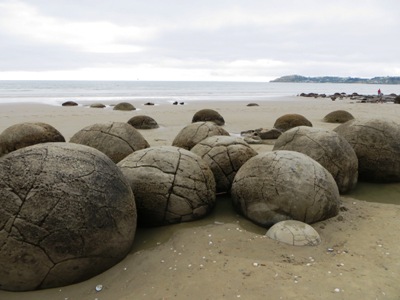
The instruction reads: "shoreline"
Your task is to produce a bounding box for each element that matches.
[1,97,400,299]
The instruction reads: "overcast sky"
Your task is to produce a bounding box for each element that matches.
[0,0,399,81]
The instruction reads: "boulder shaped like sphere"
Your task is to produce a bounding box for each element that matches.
[0,143,137,291]
[231,150,340,227]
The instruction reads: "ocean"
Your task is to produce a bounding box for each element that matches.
[0,80,399,105]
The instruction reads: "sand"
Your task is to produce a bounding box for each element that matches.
[0,96,400,299]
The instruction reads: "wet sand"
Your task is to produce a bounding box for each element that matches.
[0,96,400,299]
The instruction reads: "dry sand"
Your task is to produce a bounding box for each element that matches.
[0,96,400,299]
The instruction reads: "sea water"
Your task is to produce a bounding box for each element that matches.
[0,80,399,105]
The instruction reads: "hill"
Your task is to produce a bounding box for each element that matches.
[271,75,400,84]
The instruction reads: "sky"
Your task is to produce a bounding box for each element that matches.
[0,0,399,82]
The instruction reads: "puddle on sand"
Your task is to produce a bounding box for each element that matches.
[347,181,400,205]
[130,194,266,252]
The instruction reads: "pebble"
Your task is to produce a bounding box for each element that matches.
[334,288,340,293]
[95,284,103,292]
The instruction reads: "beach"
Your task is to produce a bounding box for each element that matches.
[1,96,400,299]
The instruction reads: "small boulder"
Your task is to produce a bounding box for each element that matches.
[118,146,216,226]
[0,122,65,157]
[323,110,355,123]
[113,102,136,111]
[62,101,78,106]
[90,103,106,108]
[273,114,312,132]
[172,122,230,150]
[127,115,159,129]
[70,122,150,163]
[246,103,259,107]
[266,220,321,246]
[192,109,225,126]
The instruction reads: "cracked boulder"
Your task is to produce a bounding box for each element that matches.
[192,109,225,126]
[323,110,354,123]
[334,118,400,182]
[191,136,257,193]
[273,126,358,194]
[231,150,340,228]
[70,122,150,163]
[118,146,216,227]
[172,122,230,150]
[0,122,65,157]
[0,143,137,291]
[273,113,312,132]
[127,115,159,129]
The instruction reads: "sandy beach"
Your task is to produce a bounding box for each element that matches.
[1,96,400,299]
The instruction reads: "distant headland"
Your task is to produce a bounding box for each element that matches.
[270,75,400,84]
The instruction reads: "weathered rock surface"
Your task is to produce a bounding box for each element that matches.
[334,119,400,182]
[0,143,137,291]
[118,146,216,227]
[191,136,257,193]
[127,115,159,129]
[70,122,150,163]
[323,110,355,123]
[273,126,358,193]
[241,128,282,140]
[273,114,312,132]
[231,151,340,227]
[192,109,225,126]
[266,220,321,246]
[172,122,230,150]
[0,122,65,157]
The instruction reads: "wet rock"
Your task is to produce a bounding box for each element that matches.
[127,115,159,129]
[118,146,216,226]
[62,101,78,106]
[0,143,137,291]
[192,109,225,126]
[323,110,355,123]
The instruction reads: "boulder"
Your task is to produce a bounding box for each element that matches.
[0,143,137,291]
[89,103,106,108]
[266,220,321,246]
[394,95,400,104]
[334,119,400,182]
[231,150,340,227]
[0,122,65,157]
[273,126,358,193]
[118,146,216,226]
[61,101,78,106]
[323,110,355,123]
[172,122,230,150]
[246,103,259,107]
[113,102,136,111]
[127,115,159,129]
[191,136,257,193]
[273,114,312,132]
[241,128,282,140]
[192,109,225,126]
[70,122,150,163]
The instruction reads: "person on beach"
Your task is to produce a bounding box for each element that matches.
[378,88,383,103]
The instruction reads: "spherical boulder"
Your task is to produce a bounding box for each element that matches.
[334,118,400,182]
[231,150,340,227]
[273,126,358,193]
[62,101,78,106]
[0,122,65,157]
[0,143,137,291]
[90,103,106,108]
[113,102,136,111]
[273,113,312,132]
[192,109,225,126]
[323,110,354,123]
[266,220,321,246]
[118,146,216,227]
[127,115,159,129]
[191,136,257,193]
[172,122,230,150]
[70,122,150,163]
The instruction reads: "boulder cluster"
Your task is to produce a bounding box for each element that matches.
[299,92,399,103]
[1,106,399,292]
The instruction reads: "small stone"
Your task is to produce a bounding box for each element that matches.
[95,284,103,292]
[334,288,340,293]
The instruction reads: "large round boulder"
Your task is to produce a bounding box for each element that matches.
[70,122,150,163]
[113,102,136,111]
[334,118,400,182]
[118,146,216,227]
[191,136,257,193]
[273,126,358,193]
[172,122,230,150]
[127,115,159,129]
[273,114,312,132]
[0,122,65,157]
[0,143,137,291]
[231,150,340,227]
[192,109,225,126]
[323,110,354,123]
